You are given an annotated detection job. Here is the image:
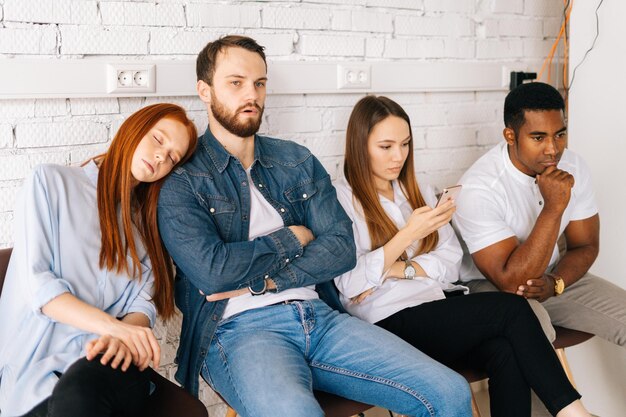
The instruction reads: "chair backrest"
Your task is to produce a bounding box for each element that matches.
[0,247,12,297]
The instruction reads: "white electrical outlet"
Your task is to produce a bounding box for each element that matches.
[107,64,156,94]
[337,64,371,89]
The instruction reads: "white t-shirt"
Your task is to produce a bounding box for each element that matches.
[221,168,317,319]
[333,177,466,324]
[453,142,598,282]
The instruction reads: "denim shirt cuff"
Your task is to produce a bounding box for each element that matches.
[268,227,304,268]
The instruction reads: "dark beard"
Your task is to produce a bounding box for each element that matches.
[210,92,264,138]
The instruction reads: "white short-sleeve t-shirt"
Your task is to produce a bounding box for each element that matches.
[453,142,598,282]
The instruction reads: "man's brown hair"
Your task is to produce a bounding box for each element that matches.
[196,35,267,85]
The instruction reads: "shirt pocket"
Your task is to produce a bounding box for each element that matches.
[203,195,237,239]
[284,181,318,224]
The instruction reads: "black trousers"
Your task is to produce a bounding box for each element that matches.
[22,356,150,417]
[376,292,580,417]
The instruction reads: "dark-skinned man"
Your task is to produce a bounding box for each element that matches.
[453,82,625,348]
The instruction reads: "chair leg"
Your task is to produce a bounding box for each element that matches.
[471,389,482,417]
[555,347,578,389]
[225,406,237,417]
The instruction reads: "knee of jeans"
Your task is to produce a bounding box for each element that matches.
[242,394,324,417]
[421,371,471,417]
[437,372,472,416]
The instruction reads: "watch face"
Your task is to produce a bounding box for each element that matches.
[249,279,267,296]
[554,278,565,295]
[405,265,416,279]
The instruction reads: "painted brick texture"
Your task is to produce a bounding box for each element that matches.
[0,0,564,413]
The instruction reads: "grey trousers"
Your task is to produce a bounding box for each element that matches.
[466,272,626,347]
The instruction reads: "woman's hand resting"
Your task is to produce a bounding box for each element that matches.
[101,320,160,371]
[85,335,134,371]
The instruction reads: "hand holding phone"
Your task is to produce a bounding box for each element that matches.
[436,185,462,208]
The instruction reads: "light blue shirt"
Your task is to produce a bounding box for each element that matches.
[0,161,156,416]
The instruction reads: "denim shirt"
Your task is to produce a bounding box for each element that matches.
[157,128,356,395]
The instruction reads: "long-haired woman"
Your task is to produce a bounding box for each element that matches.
[334,95,591,417]
[0,103,197,417]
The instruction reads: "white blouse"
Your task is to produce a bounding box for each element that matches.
[333,177,466,324]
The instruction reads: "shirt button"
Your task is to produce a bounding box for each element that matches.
[539,201,543,205]
[280,208,285,213]
[302,193,308,198]
[264,274,269,279]
[242,181,247,187]
[295,254,300,258]
[242,215,248,220]
[210,207,215,213]
[258,184,263,188]
[285,258,290,263]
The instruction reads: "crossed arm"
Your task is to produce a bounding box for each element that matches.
[157,161,356,300]
[42,294,160,371]
[472,214,599,300]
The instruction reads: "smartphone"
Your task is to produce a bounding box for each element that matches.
[436,185,462,207]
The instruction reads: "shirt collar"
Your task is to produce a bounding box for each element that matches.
[501,142,537,186]
[200,126,271,173]
[379,180,409,206]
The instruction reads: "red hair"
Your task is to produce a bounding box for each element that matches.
[96,103,197,320]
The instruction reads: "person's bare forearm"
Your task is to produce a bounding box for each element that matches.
[42,293,119,335]
[552,245,598,286]
[121,312,151,328]
[384,260,427,280]
[497,210,564,290]
[42,293,160,369]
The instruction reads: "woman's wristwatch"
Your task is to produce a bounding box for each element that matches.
[403,258,416,280]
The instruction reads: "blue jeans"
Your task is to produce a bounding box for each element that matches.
[202,299,471,417]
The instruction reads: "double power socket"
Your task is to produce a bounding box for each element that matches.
[107,64,156,94]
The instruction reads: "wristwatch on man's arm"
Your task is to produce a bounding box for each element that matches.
[547,273,565,296]
[249,277,278,296]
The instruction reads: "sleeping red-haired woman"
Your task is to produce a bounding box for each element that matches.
[0,104,197,417]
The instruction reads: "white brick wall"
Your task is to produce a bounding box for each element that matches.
[16,121,108,148]
[100,2,157,27]
[60,25,150,55]
[0,24,57,54]
[187,3,261,28]
[0,124,14,149]
[263,5,330,30]
[0,0,564,412]
[299,33,365,56]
